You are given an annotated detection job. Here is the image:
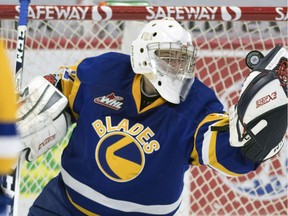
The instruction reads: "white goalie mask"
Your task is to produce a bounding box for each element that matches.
[130,17,197,104]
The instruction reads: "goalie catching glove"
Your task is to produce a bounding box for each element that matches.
[229,45,287,162]
[17,76,70,161]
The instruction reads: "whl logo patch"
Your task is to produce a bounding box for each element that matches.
[94,93,124,110]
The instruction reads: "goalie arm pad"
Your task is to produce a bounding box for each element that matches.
[17,76,70,161]
[229,45,288,162]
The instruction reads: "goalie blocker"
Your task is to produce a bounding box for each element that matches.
[17,76,70,161]
[229,45,287,162]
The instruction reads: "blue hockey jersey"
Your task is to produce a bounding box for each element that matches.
[58,52,259,215]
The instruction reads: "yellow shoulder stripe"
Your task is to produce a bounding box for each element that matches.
[67,75,80,120]
[208,118,242,176]
[191,113,227,166]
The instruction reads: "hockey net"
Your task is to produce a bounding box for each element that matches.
[0,4,287,216]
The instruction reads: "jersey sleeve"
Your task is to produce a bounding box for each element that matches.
[0,41,22,174]
[190,112,260,177]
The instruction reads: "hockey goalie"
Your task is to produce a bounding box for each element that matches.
[16,18,287,216]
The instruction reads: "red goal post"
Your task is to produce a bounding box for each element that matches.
[0,4,287,216]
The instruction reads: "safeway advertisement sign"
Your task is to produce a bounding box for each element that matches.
[146,6,242,21]
[11,5,287,21]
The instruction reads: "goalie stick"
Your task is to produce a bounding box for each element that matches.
[15,0,30,92]
[13,0,30,214]
[2,0,31,215]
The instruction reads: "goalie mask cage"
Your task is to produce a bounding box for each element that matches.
[0,5,287,216]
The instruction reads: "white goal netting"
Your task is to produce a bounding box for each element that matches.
[0,4,287,216]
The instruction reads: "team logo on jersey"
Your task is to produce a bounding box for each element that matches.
[96,131,145,182]
[93,116,160,182]
[94,93,124,110]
